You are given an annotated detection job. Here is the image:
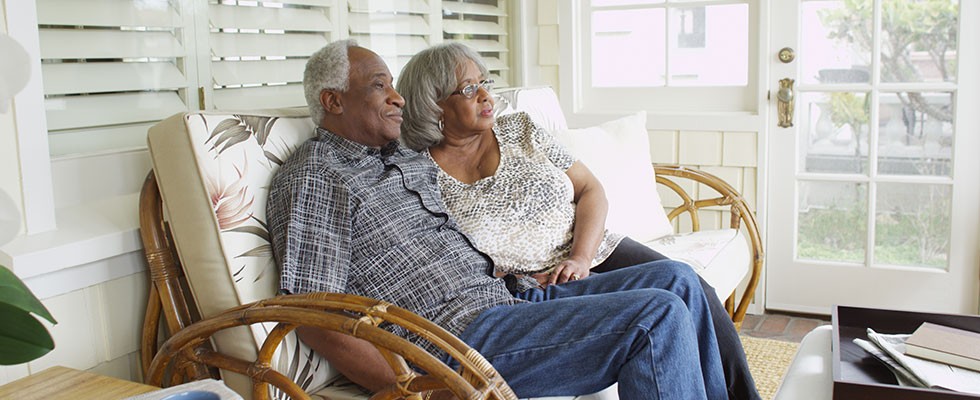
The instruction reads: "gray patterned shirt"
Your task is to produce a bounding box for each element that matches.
[267,127,523,355]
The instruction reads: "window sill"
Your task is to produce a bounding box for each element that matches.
[0,193,144,299]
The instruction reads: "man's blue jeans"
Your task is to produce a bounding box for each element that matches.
[455,260,726,399]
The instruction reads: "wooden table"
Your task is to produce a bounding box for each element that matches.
[0,366,158,400]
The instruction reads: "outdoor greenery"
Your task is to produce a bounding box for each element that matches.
[798,196,868,264]
[0,266,56,365]
[798,186,950,269]
[820,0,958,123]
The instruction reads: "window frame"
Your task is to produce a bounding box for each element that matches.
[559,0,762,117]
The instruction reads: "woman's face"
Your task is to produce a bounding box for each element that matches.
[438,58,495,138]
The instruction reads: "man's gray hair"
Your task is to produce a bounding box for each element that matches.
[303,39,358,125]
[397,42,489,151]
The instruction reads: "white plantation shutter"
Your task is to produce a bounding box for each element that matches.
[346,0,439,82]
[204,0,335,110]
[29,0,514,158]
[442,0,510,87]
[36,0,191,157]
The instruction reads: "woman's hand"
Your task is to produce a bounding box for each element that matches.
[532,257,591,286]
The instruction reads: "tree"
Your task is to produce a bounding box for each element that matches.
[820,0,958,123]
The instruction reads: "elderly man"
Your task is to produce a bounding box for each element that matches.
[267,39,726,399]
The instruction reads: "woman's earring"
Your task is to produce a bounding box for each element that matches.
[438,119,444,132]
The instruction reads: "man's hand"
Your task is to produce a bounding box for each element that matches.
[532,258,590,286]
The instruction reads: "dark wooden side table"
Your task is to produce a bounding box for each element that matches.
[0,366,158,400]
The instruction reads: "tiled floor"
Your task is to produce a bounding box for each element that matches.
[740,312,831,343]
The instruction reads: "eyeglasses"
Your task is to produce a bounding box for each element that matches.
[450,79,494,99]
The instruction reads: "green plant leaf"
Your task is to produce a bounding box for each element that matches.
[0,266,56,324]
[0,302,55,365]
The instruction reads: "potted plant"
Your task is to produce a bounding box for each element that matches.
[0,265,56,365]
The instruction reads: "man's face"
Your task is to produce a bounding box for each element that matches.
[336,47,405,148]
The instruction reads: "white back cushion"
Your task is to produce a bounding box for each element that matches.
[494,86,568,132]
[148,109,336,398]
[552,112,674,242]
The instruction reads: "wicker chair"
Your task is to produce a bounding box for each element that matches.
[138,108,516,400]
[653,165,764,329]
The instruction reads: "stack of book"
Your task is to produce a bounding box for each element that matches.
[905,322,980,373]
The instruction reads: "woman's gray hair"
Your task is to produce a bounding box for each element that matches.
[397,42,489,151]
[303,39,358,125]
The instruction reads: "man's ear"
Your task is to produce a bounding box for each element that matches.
[320,89,343,115]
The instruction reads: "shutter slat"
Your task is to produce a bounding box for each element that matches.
[349,0,430,14]
[209,4,332,32]
[40,30,183,59]
[482,57,508,71]
[350,34,429,55]
[210,33,329,58]
[442,1,505,17]
[348,14,430,34]
[211,59,307,86]
[457,39,508,53]
[37,0,181,28]
[490,74,509,88]
[46,92,186,130]
[443,20,506,35]
[43,62,186,95]
[213,85,305,110]
[49,123,154,157]
[280,0,333,6]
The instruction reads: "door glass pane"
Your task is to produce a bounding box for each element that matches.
[801,0,872,85]
[667,5,748,86]
[880,1,959,83]
[798,181,868,263]
[800,91,870,174]
[591,9,666,87]
[878,91,954,176]
[875,182,951,269]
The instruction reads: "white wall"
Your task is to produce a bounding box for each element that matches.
[0,2,151,386]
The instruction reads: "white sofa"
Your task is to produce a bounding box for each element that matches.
[772,326,834,400]
[139,86,763,400]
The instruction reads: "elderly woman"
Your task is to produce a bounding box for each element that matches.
[397,42,761,400]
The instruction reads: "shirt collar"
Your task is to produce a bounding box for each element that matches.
[315,127,403,160]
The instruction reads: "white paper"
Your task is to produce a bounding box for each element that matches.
[865,328,980,395]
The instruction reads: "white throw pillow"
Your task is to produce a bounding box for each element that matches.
[553,111,674,242]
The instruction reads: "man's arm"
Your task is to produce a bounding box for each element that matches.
[270,166,396,390]
[296,327,395,392]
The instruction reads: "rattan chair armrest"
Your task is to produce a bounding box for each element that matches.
[146,293,517,400]
[653,164,764,330]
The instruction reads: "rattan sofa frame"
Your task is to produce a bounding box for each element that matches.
[139,173,516,400]
[653,164,764,329]
[138,164,762,398]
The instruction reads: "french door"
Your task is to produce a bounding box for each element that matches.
[766,0,980,314]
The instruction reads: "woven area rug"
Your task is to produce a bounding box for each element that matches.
[740,335,800,400]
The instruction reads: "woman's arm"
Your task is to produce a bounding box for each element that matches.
[536,161,609,285]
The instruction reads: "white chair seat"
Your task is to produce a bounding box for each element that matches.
[645,229,751,302]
